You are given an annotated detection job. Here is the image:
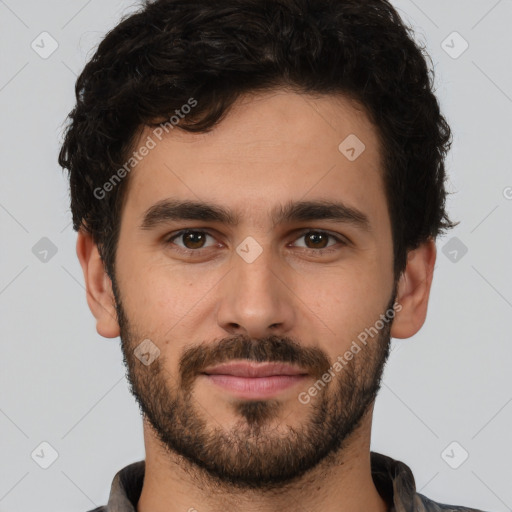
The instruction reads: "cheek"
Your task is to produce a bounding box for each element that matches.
[119,263,215,335]
[294,261,390,352]
[304,257,387,308]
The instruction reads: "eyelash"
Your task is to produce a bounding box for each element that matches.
[164,229,347,257]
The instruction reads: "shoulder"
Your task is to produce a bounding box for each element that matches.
[417,492,492,512]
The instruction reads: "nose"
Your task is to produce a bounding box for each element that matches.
[215,241,296,339]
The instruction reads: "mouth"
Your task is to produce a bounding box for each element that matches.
[201,361,309,399]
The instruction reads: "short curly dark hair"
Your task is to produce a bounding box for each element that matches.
[58,0,457,282]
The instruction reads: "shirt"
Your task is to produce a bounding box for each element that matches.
[87,451,489,512]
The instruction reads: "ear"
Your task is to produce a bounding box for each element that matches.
[76,229,120,338]
[390,237,437,339]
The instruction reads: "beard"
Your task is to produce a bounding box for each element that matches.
[112,276,396,492]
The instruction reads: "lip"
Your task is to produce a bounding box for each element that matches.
[201,362,309,399]
[202,361,308,378]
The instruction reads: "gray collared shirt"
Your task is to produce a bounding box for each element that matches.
[87,451,489,512]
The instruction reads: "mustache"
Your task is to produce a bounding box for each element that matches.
[179,334,332,392]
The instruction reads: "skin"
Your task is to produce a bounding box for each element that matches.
[77,89,436,512]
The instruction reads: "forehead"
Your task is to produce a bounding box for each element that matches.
[121,90,387,232]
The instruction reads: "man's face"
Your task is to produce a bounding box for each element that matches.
[111,90,397,489]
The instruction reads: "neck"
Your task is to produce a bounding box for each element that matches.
[136,411,389,512]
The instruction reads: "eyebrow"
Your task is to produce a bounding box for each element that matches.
[140,199,371,232]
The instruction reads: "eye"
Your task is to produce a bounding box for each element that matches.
[165,230,218,253]
[290,230,346,254]
[164,228,347,257]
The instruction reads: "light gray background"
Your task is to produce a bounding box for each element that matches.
[0,1,511,511]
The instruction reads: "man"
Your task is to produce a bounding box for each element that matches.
[58,0,489,510]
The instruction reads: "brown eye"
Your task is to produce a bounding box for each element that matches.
[303,232,330,249]
[292,230,343,252]
[167,230,215,250]
[181,231,207,249]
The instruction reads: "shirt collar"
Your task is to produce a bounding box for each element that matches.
[104,451,419,512]
[105,459,144,512]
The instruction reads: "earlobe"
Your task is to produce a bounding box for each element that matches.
[76,229,120,339]
[390,238,437,339]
